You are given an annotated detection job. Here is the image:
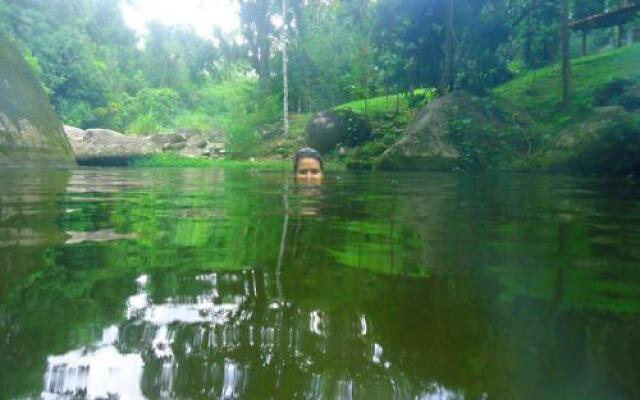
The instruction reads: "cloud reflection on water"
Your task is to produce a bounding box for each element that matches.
[41,271,465,399]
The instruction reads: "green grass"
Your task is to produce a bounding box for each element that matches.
[492,44,640,133]
[336,88,436,114]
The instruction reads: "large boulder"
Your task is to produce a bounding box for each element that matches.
[618,85,640,111]
[596,78,640,111]
[64,127,228,165]
[376,92,503,171]
[0,37,76,166]
[537,106,640,175]
[307,109,371,153]
[65,127,158,165]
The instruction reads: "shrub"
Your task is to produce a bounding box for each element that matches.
[132,87,180,127]
[127,112,162,135]
[56,99,96,128]
[173,112,215,132]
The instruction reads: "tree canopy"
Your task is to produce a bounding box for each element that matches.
[0,0,637,151]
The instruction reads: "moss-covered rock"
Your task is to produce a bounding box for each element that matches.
[0,36,76,167]
[618,85,640,111]
[306,109,371,154]
[375,92,511,171]
[537,106,640,175]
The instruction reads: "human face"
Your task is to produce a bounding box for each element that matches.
[296,157,323,183]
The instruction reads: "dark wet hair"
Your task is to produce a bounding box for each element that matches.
[293,147,323,173]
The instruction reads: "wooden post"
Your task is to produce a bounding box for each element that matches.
[582,30,587,56]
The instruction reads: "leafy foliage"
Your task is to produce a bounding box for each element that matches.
[0,0,637,162]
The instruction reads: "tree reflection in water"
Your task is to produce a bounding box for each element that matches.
[42,268,465,399]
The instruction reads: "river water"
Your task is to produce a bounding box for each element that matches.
[1,167,640,399]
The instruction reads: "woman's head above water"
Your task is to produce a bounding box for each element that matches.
[294,147,324,182]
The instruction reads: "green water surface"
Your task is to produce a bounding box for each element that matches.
[1,168,640,399]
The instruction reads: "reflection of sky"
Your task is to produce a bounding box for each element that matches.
[41,272,466,399]
[42,326,144,399]
[42,274,241,399]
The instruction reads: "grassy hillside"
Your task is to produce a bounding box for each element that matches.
[493,44,640,136]
[336,89,436,115]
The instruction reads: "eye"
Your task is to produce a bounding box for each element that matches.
[311,169,320,175]
[298,169,309,175]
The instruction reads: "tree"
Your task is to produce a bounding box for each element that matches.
[282,0,289,136]
[440,0,456,94]
[560,0,571,105]
[239,0,275,94]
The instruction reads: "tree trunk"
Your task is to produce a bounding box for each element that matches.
[439,0,455,94]
[386,88,389,112]
[282,0,289,137]
[256,0,271,95]
[560,0,571,106]
[617,25,624,48]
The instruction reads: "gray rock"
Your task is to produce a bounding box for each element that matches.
[66,128,158,165]
[63,125,87,142]
[151,133,186,147]
[85,128,124,137]
[162,142,187,151]
[376,92,484,170]
[0,37,76,166]
[186,134,208,149]
[63,125,229,165]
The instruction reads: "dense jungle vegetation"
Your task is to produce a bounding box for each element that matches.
[0,0,638,159]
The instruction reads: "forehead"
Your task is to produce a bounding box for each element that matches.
[297,157,321,169]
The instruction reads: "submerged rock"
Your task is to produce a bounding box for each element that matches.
[307,109,371,153]
[0,37,76,166]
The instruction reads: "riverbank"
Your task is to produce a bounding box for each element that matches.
[56,45,640,175]
[255,44,640,175]
[344,44,640,174]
